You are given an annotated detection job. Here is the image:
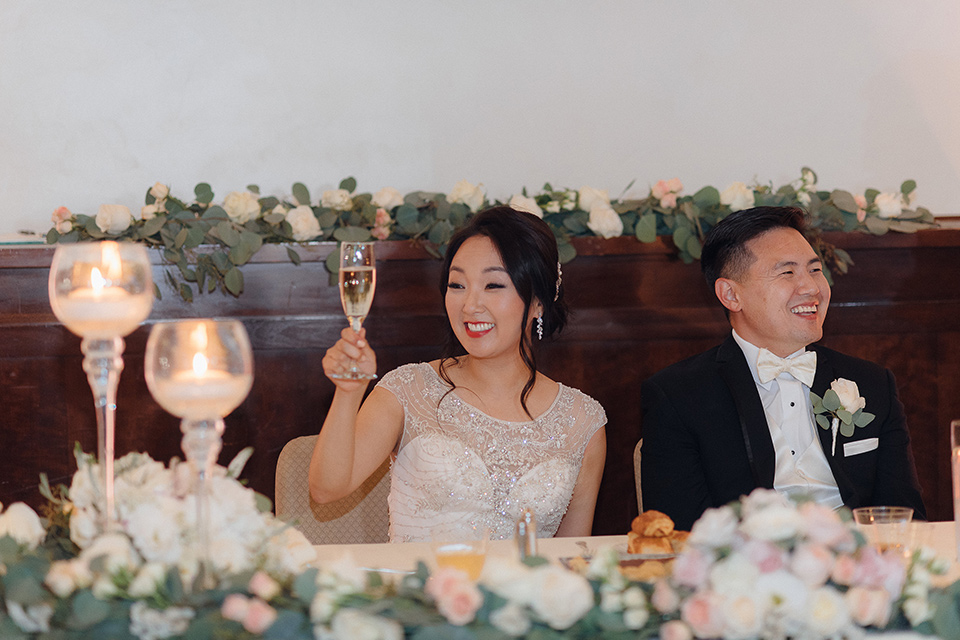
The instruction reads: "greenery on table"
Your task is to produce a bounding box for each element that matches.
[44,169,935,301]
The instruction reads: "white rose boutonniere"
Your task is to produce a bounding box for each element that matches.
[811,378,875,456]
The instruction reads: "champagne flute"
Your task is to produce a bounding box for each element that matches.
[332,241,377,380]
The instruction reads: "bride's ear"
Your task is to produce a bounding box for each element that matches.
[715,278,742,313]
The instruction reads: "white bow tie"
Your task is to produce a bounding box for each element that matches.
[756,348,817,387]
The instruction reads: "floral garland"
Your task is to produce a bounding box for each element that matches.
[45,169,935,301]
[0,452,956,639]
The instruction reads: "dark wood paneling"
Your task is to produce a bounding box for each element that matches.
[1,227,958,533]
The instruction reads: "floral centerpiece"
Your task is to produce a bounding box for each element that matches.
[2,453,957,638]
[46,169,935,301]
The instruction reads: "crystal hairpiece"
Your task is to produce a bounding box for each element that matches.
[554,262,562,301]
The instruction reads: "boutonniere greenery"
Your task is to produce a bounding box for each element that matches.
[812,378,876,456]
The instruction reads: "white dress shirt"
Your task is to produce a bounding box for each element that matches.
[732,330,844,510]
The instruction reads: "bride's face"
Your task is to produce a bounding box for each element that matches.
[445,236,532,360]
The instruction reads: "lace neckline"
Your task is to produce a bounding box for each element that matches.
[420,362,564,425]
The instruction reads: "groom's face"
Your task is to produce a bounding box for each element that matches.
[723,227,831,357]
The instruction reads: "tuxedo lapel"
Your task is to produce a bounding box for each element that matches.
[716,336,776,488]
[810,346,861,505]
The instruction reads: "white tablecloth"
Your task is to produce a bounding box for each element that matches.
[314,521,960,586]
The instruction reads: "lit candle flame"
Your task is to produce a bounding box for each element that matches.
[90,267,106,293]
[192,352,209,376]
[102,241,123,281]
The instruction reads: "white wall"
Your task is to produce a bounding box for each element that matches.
[2,1,959,234]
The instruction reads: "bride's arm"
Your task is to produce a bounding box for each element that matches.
[308,327,404,503]
[554,427,606,537]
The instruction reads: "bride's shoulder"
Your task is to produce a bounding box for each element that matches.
[558,384,607,422]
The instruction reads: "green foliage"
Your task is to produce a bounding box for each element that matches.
[45,171,936,301]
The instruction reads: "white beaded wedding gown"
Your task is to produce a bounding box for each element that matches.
[377,363,606,542]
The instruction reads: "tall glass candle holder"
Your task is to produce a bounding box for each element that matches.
[145,319,253,588]
[48,241,153,530]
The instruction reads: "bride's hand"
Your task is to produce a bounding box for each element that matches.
[322,327,378,392]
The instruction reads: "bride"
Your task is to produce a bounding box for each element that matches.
[309,206,607,541]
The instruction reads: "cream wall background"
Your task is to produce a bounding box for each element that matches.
[2,1,959,235]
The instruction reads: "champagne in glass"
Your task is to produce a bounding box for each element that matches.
[333,242,377,380]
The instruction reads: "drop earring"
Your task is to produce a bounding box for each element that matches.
[537,316,543,340]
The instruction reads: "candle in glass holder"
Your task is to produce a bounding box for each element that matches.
[150,352,252,419]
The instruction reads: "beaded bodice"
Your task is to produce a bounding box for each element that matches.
[377,363,606,542]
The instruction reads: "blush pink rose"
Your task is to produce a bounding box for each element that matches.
[371,225,390,240]
[221,594,250,621]
[660,619,694,640]
[660,192,678,208]
[798,503,854,550]
[426,567,471,599]
[666,177,684,193]
[790,543,834,587]
[248,571,281,601]
[680,592,725,638]
[845,586,892,627]
[651,579,680,613]
[436,581,483,626]
[855,194,868,222]
[374,208,391,227]
[651,180,671,200]
[243,598,278,634]
[741,539,786,573]
[832,554,858,585]
[672,548,712,589]
[854,548,906,597]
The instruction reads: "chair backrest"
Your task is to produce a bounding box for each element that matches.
[275,435,391,545]
[634,438,643,514]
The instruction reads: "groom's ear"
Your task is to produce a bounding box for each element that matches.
[715,278,742,313]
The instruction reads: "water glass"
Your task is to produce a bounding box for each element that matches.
[430,526,489,580]
[853,506,914,556]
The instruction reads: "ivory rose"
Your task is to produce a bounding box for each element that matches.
[321,189,354,211]
[529,565,594,630]
[449,179,485,212]
[149,182,169,201]
[722,592,764,639]
[830,378,866,413]
[508,194,543,217]
[689,505,738,548]
[720,181,755,212]
[586,203,623,239]
[223,191,261,224]
[790,543,834,587]
[489,603,531,637]
[80,532,141,575]
[0,502,45,549]
[740,501,802,541]
[128,562,167,598]
[371,186,404,210]
[845,586,892,627]
[806,587,851,635]
[285,205,322,242]
[140,202,164,220]
[577,185,609,212]
[95,204,133,234]
[330,609,403,640]
[680,591,725,638]
[874,192,903,219]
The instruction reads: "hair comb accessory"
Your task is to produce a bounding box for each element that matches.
[554,262,562,301]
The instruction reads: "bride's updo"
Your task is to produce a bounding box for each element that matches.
[438,205,569,417]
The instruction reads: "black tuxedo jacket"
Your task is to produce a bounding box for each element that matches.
[640,335,926,531]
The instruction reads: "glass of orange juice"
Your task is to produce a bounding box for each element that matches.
[430,526,490,580]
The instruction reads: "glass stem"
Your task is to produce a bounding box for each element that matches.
[181,417,225,590]
[80,337,124,532]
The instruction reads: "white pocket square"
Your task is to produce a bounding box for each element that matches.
[843,438,879,457]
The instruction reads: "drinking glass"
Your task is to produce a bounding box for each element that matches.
[853,506,914,556]
[331,241,377,380]
[145,319,254,587]
[48,241,153,530]
[431,525,490,581]
[951,420,960,561]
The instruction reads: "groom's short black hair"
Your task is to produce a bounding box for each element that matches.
[701,206,808,289]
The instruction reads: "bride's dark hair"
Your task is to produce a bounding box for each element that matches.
[437,205,568,418]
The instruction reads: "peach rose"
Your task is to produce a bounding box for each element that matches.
[845,586,892,627]
[660,620,694,640]
[672,547,713,589]
[790,543,834,587]
[248,571,281,601]
[651,579,680,613]
[221,593,250,622]
[243,598,277,634]
[436,580,483,626]
[741,539,787,573]
[680,591,725,638]
[832,554,858,586]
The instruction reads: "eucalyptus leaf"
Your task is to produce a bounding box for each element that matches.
[292,182,311,207]
[557,241,577,264]
[686,235,702,260]
[837,409,852,424]
[140,215,166,238]
[901,179,917,196]
[194,182,214,204]
[293,568,320,604]
[816,414,831,430]
[286,247,302,265]
[855,411,876,427]
[428,220,453,245]
[823,389,841,412]
[864,216,889,236]
[339,176,357,193]
[216,221,242,246]
[179,283,193,302]
[672,226,691,251]
[229,242,255,266]
[840,422,855,438]
[831,190,859,213]
[201,205,227,221]
[325,251,339,276]
[634,213,657,243]
[224,267,243,296]
[69,590,111,628]
[46,228,59,244]
[692,185,720,209]
[174,228,188,249]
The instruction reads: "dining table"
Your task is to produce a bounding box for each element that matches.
[314,521,960,588]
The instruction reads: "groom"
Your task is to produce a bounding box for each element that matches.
[640,206,925,531]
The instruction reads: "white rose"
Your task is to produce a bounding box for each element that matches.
[222,191,261,224]
[45,560,80,598]
[128,562,168,598]
[448,179,485,212]
[371,187,404,210]
[310,591,337,624]
[806,587,850,636]
[789,543,833,587]
[321,189,354,211]
[740,503,802,541]
[756,570,809,615]
[740,488,791,516]
[797,190,812,207]
[6,602,53,633]
[723,593,764,639]
[719,182,755,212]
[149,182,170,201]
[285,205,322,242]
[140,203,163,220]
[845,586,892,628]
[480,556,536,605]
[129,602,194,640]
[330,609,403,640]
[830,378,866,413]
[529,565,594,630]
[95,204,133,234]
[708,552,759,594]
[545,201,561,213]
[209,535,254,576]
[874,192,903,218]
[903,595,934,625]
[92,574,121,599]
[69,507,99,549]
[689,505,739,548]
[624,606,649,630]
[578,185,609,212]
[125,499,185,565]
[489,603,531,637]
[80,531,141,574]
[508,194,543,218]
[622,585,646,610]
[586,203,623,239]
[0,502,46,549]
[265,526,318,577]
